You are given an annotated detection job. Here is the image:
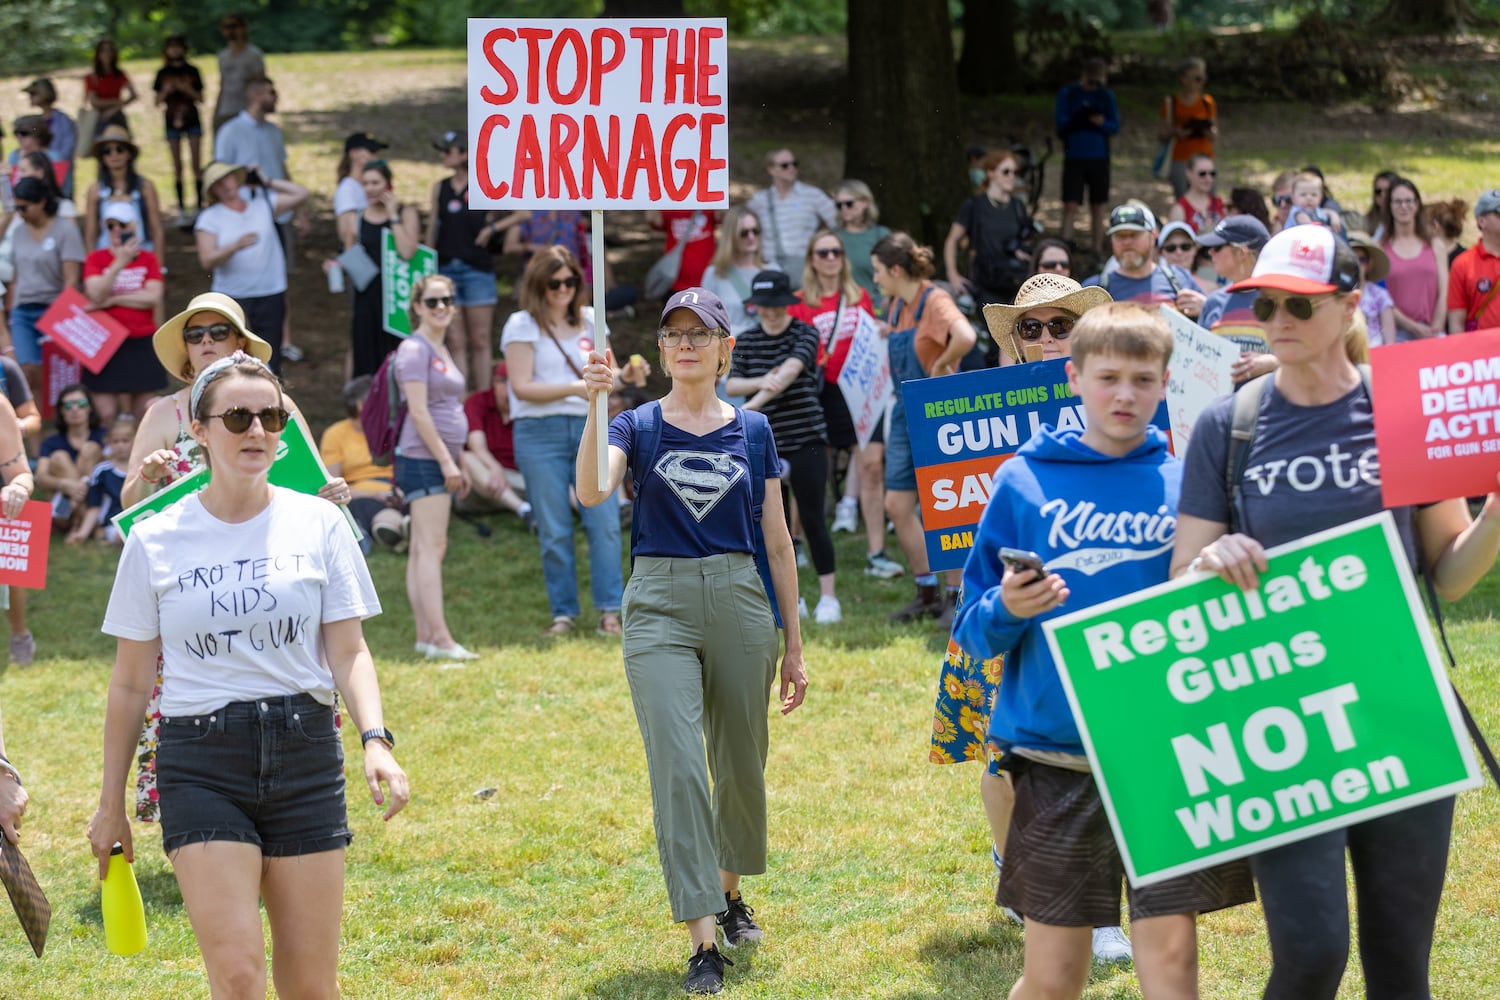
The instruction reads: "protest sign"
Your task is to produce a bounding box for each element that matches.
[0,502,52,589]
[1370,328,1500,507]
[36,287,129,374]
[112,416,359,539]
[836,311,892,448]
[902,360,1170,573]
[40,343,82,420]
[1044,512,1479,886]
[467,19,730,210]
[1159,306,1236,456]
[381,231,438,338]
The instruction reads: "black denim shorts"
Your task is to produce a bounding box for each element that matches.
[157,692,353,858]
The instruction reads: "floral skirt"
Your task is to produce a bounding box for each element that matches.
[134,655,164,822]
[930,631,1003,765]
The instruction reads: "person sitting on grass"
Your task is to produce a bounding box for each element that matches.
[952,302,1255,1000]
[37,383,105,535]
[319,374,403,556]
[67,413,135,544]
[458,359,534,530]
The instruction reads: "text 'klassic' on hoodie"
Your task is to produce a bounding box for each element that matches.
[951,425,1181,757]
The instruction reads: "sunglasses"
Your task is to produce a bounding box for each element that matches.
[60,398,90,411]
[1355,252,1371,265]
[775,160,797,169]
[1037,259,1069,271]
[997,167,1015,176]
[1273,194,1292,208]
[546,277,580,291]
[1373,187,1389,197]
[1195,169,1216,177]
[738,227,760,237]
[422,295,455,308]
[183,323,236,344]
[814,247,844,259]
[835,199,856,209]
[100,144,130,156]
[206,406,290,434]
[1161,242,1195,253]
[1252,294,1329,322]
[659,327,725,348]
[1015,317,1075,341]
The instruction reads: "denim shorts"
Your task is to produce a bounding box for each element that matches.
[884,404,917,491]
[9,303,46,366]
[156,693,352,858]
[440,258,498,307]
[395,454,450,501]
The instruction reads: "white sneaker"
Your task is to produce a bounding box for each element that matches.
[1092,925,1132,965]
[831,497,859,533]
[797,597,808,619]
[425,642,480,661]
[864,551,905,579]
[813,595,842,624]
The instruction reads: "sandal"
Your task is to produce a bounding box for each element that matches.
[596,612,622,637]
[542,616,576,638]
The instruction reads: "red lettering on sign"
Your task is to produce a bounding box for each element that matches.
[513,115,546,199]
[476,114,510,199]
[664,28,695,104]
[581,117,620,200]
[549,116,582,200]
[548,28,588,105]
[661,114,697,200]
[696,113,727,202]
[630,26,668,102]
[588,28,625,105]
[517,27,552,104]
[480,28,519,105]
[622,114,661,201]
[696,27,724,106]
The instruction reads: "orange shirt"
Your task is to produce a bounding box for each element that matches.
[1163,93,1216,162]
[896,280,964,375]
[1446,241,1500,331]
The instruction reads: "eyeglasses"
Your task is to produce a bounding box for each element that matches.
[206,407,290,434]
[183,323,237,344]
[100,144,130,156]
[775,160,797,169]
[1390,197,1417,207]
[13,129,36,138]
[1273,194,1292,208]
[1015,317,1075,341]
[1161,242,1195,253]
[814,247,844,259]
[738,227,760,237]
[421,295,455,308]
[835,199,856,209]
[546,277,580,291]
[60,398,90,411]
[1373,187,1390,197]
[1195,169,1216,177]
[1252,294,1330,322]
[659,327,725,348]
[1036,259,1069,271]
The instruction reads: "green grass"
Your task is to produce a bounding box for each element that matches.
[0,518,1496,998]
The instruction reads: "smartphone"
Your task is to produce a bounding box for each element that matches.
[999,547,1046,577]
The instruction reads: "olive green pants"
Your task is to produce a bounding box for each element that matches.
[622,552,781,922]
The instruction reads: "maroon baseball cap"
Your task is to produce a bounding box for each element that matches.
[660,288,731,332]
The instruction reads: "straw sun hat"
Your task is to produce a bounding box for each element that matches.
[199,161,248,205]
[982,274,1114,364]
[153,292,273,382]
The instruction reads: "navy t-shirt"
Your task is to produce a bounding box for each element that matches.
[610,409,780,560]
[40,426,107,461]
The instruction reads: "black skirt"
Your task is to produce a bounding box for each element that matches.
[82,336,169,394]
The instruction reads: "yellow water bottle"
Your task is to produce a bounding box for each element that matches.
[101,843,146,955]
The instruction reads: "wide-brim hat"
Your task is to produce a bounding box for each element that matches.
[983,274,1114,363]
[153,292,273,381]
[1344,231,1390,284]
[1229,226,1360,296]
[199,161,247,205]
[90,124,138,159]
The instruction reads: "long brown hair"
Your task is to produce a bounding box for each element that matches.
[800,229,861,304]
[519,246,588,334]
[709,205,765,279]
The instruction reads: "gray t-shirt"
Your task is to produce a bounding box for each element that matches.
[0,358,33,411]
[11,217,86,306]
[1179,378,1416,560]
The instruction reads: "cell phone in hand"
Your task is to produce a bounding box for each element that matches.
[999,547,1046,577]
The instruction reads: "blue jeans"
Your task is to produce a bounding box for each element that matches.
[512,414,623,620]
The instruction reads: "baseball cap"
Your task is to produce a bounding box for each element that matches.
[22,79,55,101]
[432,130,467,152]
[1474,189,1500,218]
[1229,226,1360,295]
[1106,203,1157,236]
[101,201,136,227]
[1196,214,1271,252]
[661,288,731,332]
[343,132,388,154]
[1156,221,1196,248]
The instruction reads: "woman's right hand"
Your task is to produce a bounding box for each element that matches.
[234,232,259,251]
[582,349,615,401]
[87,804,131,880]
[140,448,179,485]
[441,462,465,497]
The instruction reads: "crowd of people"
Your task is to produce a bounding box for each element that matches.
[0,27,1493,1000]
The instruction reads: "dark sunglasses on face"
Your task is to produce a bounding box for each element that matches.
[659,327,724,348]
[1273,194,1292,207]
[183,323,236,344]
[1195,169,1216,177]
[207,407,290,434]
[1356,252,1371,265]
[738,227,760,237]
[1252,294,1324,322]
[776,160,797,169]
[1016,317,1075,341]
[1162,242,1195,253]
[546,277,580,291]
[100,144,130,156]
[422,295,455,308]
[997,167,1014,175]
[14,129,36,138]
[835,199,856,209]
[60,398,90,411]
[814,247,844,259]
[1037,259,1069,271]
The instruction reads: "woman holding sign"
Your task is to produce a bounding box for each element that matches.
[1172,224,1500,1000]
[344,160,418,379]
[90,351,408,999]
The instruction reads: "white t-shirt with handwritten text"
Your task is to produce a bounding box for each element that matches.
[103,488,380,716]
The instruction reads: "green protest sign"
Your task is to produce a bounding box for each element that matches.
[111,416,360,540]
[1043,512,1479,887]
[381,231,438,338]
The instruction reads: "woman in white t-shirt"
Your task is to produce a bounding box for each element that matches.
[89,352,408,999]
[501,245,625,637]
[193,160,309,369]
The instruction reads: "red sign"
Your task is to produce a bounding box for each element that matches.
[35,287,128,374]
[40,342,82,420]
[0,501,52,589]
[1370,329,1500,507]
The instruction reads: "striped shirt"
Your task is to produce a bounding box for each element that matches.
[731,318,826,452]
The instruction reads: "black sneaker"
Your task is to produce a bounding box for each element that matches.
[716,892,764,948]
[686,943,732,994]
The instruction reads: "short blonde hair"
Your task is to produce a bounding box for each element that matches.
[1069,302,1174,371]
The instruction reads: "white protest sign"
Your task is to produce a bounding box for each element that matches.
[1160,306,1236,455]
[837,311,894,448]
[467,19,730,210]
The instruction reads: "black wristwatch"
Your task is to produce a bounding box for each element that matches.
[360,727,395,750]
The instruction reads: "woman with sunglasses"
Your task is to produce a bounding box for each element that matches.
[124,292,352,820]
[832,180,891,302]
[5,116,59,189]
[944,152,1033,346]
[1028,238,1073,280]
[8,175,85,380]
[1269,170,1296,234]
[37,383,104,535]
[344,159,419,379]
[90,350,407,1000]
[1167,154,1224,236]
[1173,225,1500,1000]
[82,201,166,422]
[11,150,76,219]
[1159,58,1216,199]
[1156,220,1203,285]
[1378,177,1448,341]
[574,288,806,995]
[502,247,625,637]
[82,124,166,256]
[700,205,774,337]
[1366,169,1399,241]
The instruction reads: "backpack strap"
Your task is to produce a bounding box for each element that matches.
[628,400,663,571]
[743,409,784,629]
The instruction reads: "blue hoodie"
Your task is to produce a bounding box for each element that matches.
[951,425,1180,756]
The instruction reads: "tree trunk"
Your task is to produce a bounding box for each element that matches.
[1375,0,1474,31]
[845,0,967,249]
[957,0,1017,96]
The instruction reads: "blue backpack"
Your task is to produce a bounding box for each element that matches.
[629,401,784,628]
